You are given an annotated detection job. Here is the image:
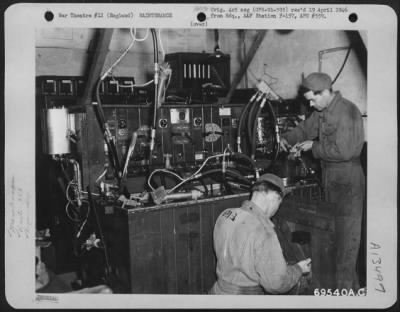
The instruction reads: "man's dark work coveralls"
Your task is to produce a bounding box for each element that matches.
[283,91,365,290]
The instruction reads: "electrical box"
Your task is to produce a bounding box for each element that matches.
[164,52,230,103]
[36,75,312,194]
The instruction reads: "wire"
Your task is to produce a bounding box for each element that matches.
[237,91,260,153]
[251,98,265,159]
[130,28,149,42]
[75,202,91,238]
[332,47,352,85]
[266,99,280,166]
[101,35,135,81]
[199,180,209,196]
[197,168,253,186]
[65,181,74,202]
[95,168,108,183]
[87,187,111,280]
[148,28,159,168]
[80,191,101,197]
[65,201,81,222]
[247,94,263,150]
[147,169,184,191]
[167,153,230,194]
[114,79,154,88]
[100,28,149,81]
[158,28,166,61]
[94,80,122,181]
[110,75,154,90]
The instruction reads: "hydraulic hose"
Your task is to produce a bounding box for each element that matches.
[200,168,253,194]
[249,94,267,159]
[196,168,253,186]
[266,99,280,166]
[94,79,122,182]
[149,28,159,167]
[165,167,253,195]
[148,170,183,190]
[236,91,259,153]
[246,95,264,151]
[251,99,265,160]
[230,152,257,177]
[87,187,111,281]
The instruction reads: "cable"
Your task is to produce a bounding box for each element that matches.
[130,28,149,42]
[158,28,166,61]
[101,30,136,81]
[266,98,280,166]
[147,169,184,191]
[95,168,108,183]
[250,97,280,166]
[75,202,91,238]
[101,28,150,81]
[332,47,352,85]
[231,152,257,174]
[148,28,159,167]
[65,201,81,222]
[198,168,253,186]
[251,98,266,159]
[65,181,75,202]
[247,94,265,153]
[167,153,229,194]
[237,91,260,153]
[114,79,154,89]
[87,187,111,280]
[199,179,209,196]
[94,79,122,182]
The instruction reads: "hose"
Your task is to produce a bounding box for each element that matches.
[266,99,280,166]
[199,179,209,196]
[201,169,252,194]
[236,91,259,153]
[251,99,265,159]
[87,187,111,281]
[197,168,253,186]
[94,79,122,182]
[151,28,159,128]
[149,28,159,167]
[247,95,262,150]
[165,167,253,195]
[230,152,257,176]
[148,169,183,190]
[248,97,279,167]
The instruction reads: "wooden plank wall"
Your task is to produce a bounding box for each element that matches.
[101,195,336,294]
[125,197,241,294]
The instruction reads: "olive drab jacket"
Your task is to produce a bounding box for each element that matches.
[283,91,364,163]
[282,91,365,289]
[211,200,303,294]
[282,91,365,215]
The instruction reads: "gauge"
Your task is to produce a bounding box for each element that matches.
[159,118,168,128]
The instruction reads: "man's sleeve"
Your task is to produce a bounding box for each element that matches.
[312,105,364,161]
[282,112,319,146]
[254,232,302,294]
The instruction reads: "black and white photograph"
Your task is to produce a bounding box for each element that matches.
[4,3,397,309]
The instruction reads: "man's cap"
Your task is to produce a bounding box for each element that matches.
[256,173,287,197]
[302,72,332,92]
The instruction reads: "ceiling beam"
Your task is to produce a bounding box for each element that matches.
[79,28,114,106]
[223,29,267,104]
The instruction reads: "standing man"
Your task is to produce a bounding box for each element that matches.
[280,72,365,291]
[210,173,311,295]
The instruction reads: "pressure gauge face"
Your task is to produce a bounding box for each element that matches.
[204,123,222,143]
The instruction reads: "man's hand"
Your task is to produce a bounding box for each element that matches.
[280,137,291,152]
[296,258,312,274]
[298,140,313,152]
